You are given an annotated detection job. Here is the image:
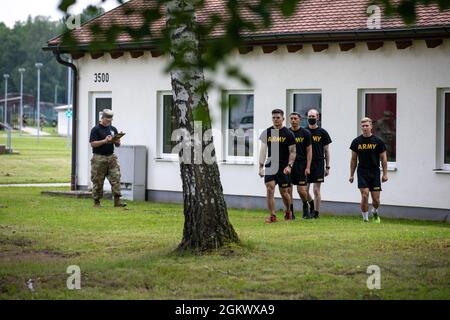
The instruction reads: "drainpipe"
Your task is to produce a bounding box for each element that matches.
[54,51,78,191]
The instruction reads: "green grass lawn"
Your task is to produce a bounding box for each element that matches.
[0,133,70,184]
[0,187,449,300]
[40,126,60,136]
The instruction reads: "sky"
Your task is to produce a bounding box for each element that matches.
[0,0,127,28]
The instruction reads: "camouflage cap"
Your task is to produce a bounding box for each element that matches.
[102,109,113,119]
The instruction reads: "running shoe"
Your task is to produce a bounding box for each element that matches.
[265,214,277,223]
[284,210,293,221]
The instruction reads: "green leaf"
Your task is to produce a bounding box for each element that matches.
[397,0,417,24]
[281,0,300,16]
[437,0,450,10]
[142,9,162,22]
[58,0,77,13]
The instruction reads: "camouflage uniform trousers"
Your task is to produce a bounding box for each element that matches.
[91,154,122,200]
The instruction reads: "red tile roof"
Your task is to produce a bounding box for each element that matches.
[47,0,450,48]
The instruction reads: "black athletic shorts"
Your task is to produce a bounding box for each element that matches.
[291,160,307,186]
[357,167,381,191]
[307,159,325,183]
[264,162,291,188]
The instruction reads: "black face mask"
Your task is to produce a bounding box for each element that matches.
[308,118,317,125]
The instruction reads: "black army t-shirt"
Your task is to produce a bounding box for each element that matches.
[259,126,295,164]
[89,123,118,155]
[289,127,312,161]
[350,134,387,170]
[305,127,332,161]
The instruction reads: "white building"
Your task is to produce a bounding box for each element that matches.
[54,105,72,136]
[45,0,450,221]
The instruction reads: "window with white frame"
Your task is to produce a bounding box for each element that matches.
[91,92,112,125]
[224,92,254,160]
[445,92,450,167]
[288,90,322,128]
[89,92,112,189]
[157,91,177,158]
[438,89,450,170]
[361,90,397,163]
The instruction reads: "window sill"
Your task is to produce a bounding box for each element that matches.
[155,157,178,162]
[154,158,255,166]
[385,162,397,172]
[220,160,255,166]
[433,169,450,174]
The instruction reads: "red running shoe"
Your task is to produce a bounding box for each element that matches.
[265,214,277,223]
[284,210,293,221]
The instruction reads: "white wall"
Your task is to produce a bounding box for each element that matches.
[56,109,72,136]
[74,40,450,210]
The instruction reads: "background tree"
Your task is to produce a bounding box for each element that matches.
[0,6,106,106]
[374,0,450,23]
[80,5,106,24]
[0,17,66,104]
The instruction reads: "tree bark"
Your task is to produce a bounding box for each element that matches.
[166,0,239,252]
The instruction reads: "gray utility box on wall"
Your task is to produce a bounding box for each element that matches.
[115,145,147,201]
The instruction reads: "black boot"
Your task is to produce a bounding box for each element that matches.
[290,204,295,220]
[302,203,311,219]
[313,210,320,219]
[114,195,126,207]
[308,200,315,217]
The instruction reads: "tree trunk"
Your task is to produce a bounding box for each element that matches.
[166,0,239,252]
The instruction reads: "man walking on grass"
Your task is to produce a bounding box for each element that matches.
[259,109,296,223]
[287,112,312,219]
[305,109,332,219]
[349,117,388,223]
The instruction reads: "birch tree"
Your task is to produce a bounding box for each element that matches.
[164,0,241,251]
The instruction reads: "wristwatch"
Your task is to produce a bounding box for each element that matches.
[326,166,330,169]
[288,163,293,168]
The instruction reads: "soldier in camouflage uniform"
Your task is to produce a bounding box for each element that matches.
[89,109,125,207]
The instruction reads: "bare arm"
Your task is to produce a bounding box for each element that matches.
[306,145,312,170]
[324,144,331,176]
[306,145,312,175]
[381,151,388,182]
[349,151,357,183]
[259,141,267,167]
[90,135,112,148]
[258,141,267,177]
[283,144,296,175]
[288,144,296,167]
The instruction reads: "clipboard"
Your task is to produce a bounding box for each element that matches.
[111,132,125,143]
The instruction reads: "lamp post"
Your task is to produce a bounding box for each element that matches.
[18,68,26,135]
[3,74,9,125]
[67,62,72,148]
[54,84,58,105]
[35,63,43,141]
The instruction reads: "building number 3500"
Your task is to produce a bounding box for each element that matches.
[94,73,109,83]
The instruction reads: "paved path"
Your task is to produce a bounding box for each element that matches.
[21,127,50,136]
[0,183,70,187]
